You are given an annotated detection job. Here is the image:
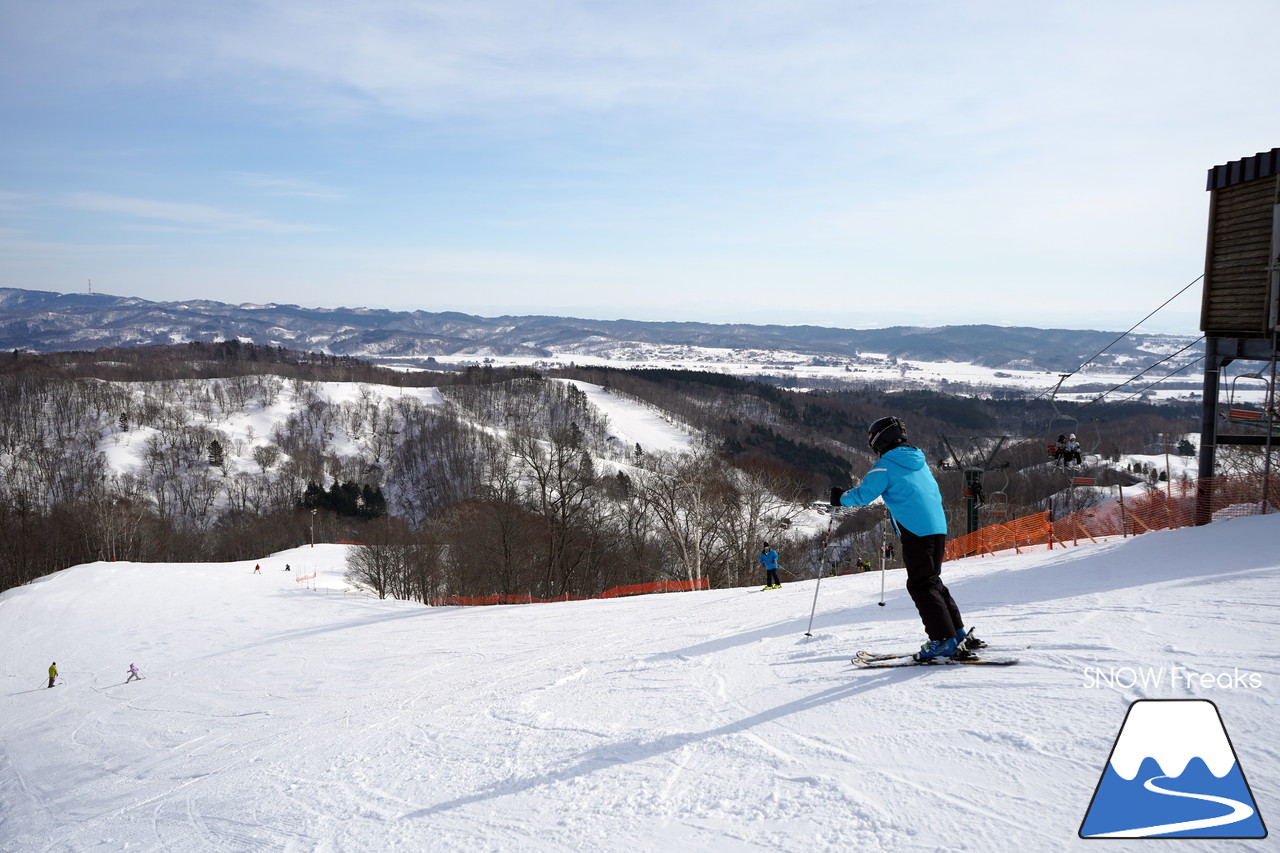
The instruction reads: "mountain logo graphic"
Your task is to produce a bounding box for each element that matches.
[1079,699,1267,838]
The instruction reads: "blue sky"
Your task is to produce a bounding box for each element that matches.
[1,1,1276,333]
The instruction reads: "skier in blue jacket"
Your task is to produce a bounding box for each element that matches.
[759,543,781,589]
[831,417,974,660]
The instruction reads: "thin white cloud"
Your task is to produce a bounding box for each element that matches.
[229,173,347,200]
[63,192,320,235]
[0,191,31,212]
[0,226,153,254]
[10,0,1275,129]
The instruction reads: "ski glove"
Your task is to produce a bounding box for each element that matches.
[830,487,843,507]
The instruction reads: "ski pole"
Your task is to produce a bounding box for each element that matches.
[805,510,836,636]
[804,573,824,637]
[878,518,887,607]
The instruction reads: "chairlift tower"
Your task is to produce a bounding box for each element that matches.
[938,435,1010,535]
[1197,147,1280,519]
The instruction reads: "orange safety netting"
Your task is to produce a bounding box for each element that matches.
[433,577,710,607]
[945,473,1280,561]
[944,511,1052,560]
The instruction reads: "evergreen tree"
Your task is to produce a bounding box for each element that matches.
[360,484,387,520]
[327,481,361,517]
[301,481,327,511]
[301,479,385,520]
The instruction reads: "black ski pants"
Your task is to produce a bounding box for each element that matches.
[899,528,963,641]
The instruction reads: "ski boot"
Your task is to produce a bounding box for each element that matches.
[914,636,959,661]
[955,627,987,652]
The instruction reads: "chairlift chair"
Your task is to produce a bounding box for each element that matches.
[1044,373,1105,464]
[1046,373,1079,464]
[984,466,1011,518]
[1224,368,1279,431]
[1048,423,1097,470]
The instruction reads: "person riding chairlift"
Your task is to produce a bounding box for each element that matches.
[1064,434,1083,467]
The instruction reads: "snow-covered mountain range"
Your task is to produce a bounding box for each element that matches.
[0,287,1201,378]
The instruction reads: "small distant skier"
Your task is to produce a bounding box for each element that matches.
[126,663,141,683]
[284,564,290,572]
[759,543,781,589]
[48,662,57,688]
[253,564,261,574]
[832,416,979,661]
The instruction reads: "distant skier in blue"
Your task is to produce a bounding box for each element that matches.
[831,416,977,661]
[759,543,781,590]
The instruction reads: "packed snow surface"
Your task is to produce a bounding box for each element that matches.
[3,516,1278,852]
[562,380,696,455]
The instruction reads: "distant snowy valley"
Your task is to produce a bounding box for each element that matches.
[2,332,1275,852]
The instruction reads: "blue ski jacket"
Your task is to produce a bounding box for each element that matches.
[837,446,947,537]
[759,548,779,570]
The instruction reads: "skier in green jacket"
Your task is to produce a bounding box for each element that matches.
[48,662,57,688]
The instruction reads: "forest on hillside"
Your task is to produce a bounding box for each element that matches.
[0,343,1203,599]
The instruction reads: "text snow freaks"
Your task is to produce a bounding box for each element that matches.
[1082,665,1262,691]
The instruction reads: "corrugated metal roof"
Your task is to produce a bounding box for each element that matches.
[1205,147,1280,191]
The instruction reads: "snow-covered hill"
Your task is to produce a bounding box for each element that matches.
[2,515,1276,851]
[94,377,697,510]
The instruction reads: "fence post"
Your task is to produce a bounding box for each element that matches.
[1047,497,1054,549]
[1118,484,1127,538]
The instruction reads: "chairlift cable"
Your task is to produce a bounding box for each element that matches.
[1112,355,1207,406]
[1030,274,1204,402]
[1069,336,1205,415]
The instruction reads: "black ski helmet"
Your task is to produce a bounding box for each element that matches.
[867,416,906,455]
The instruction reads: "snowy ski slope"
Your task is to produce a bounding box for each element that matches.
[2,514,1277,851]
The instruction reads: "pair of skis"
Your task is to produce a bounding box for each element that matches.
[851,634,1021,668]
[852,648,1019,668]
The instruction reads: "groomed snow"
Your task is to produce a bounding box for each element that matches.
[560,380,696,455]
[2,516,1277,851]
